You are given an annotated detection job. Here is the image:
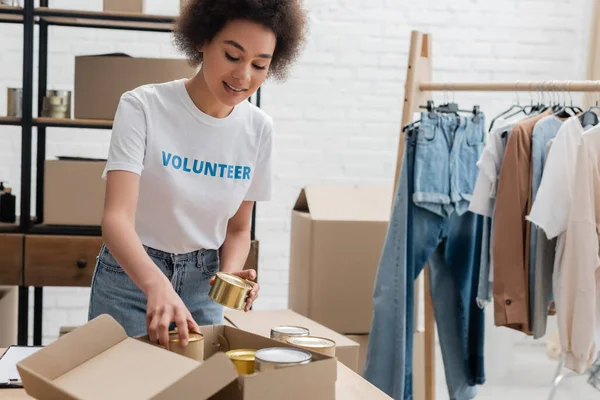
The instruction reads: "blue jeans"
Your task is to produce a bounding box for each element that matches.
[88,244,224,336]
[365,114,485,400]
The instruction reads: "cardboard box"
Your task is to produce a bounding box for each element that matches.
[44,158,106,226]
[225,309,360,372]
[0,286,17,348]
[288,184,392,334]
[74,54,196,120]
[103,0,143,13]
[345,334,369,376]
[19,314,337,400]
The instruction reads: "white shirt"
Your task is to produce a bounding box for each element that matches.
[469,118,512,217]
[104,79,274,254]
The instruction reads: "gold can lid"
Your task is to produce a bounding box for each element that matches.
[287,336,336,348]
[216,272,253,289]
[226,349,256,361]
[168,331,204,343]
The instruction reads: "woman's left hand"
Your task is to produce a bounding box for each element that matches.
[210,269,259,312]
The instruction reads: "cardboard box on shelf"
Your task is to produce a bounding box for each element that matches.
[345,334,369,376]
[225,309,360,372]
[74,54,196,120]
[103,0,143,13]
[18,314,337,400]
[288,184,392,334]
[44,158,106,226]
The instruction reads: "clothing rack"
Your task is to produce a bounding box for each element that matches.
[397,30,600,400]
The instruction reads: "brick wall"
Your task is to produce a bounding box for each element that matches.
[0,0,594,344]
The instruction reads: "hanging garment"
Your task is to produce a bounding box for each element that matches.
[469,117,515,307]
[365,112,485,400]
[527,116,593,338]
[492,109,552,333]
[559,125,600,373]
[528,115,563,337]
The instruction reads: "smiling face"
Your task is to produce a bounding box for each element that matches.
[199,19,277,107]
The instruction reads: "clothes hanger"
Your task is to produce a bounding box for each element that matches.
[552,81,583,118]
[488,83,526,132]
[578,82,600,127]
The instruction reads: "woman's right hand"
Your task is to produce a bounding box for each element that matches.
[145,280,200,350]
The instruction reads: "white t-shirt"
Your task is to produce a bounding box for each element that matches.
[103,79,274,254]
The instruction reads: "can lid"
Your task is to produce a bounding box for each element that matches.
[255,347,312,364]
[226,349,256,361]
[270,325,310,338]
[216,272,253,289]
[287,336,336,348]
[168,331,204,343]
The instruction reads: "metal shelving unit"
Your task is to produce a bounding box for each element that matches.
[2,0,261,346]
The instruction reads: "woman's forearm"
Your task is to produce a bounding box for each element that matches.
[219,229,251,273]
[102,212,170,295]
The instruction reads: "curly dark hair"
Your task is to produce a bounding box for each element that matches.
[174,0,308,81]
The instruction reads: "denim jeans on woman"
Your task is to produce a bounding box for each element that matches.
[88,243,224,337]
[365,112,486,400]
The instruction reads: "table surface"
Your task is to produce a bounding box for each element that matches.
[0,348,391,400]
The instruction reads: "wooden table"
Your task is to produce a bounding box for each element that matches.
[0,349,391,400]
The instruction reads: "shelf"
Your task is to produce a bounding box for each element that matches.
[34,117,113,129]
[29,224,101,236]
[35,7,176,31]
[0,221,19,233]
[0,4,23,24]
[0,116,21,126]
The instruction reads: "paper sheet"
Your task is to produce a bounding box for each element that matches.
[0,346,43,387]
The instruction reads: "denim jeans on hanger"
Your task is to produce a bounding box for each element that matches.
[365,112,485,400]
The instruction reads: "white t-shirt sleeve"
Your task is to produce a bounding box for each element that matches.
[244,117,274,201]
[102,92,147,179]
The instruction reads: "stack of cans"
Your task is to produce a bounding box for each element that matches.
[41,90,71,119]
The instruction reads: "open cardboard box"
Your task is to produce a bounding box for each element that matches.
[17,314,336,400]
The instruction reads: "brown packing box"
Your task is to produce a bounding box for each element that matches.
[0,286,17,347]
[345,334,369,376]
[19,314,336,400]
[288,184,392,334]
[74,54,196,120]
[225,309,360,372]
[44,158,106,226]
[103,0,143,13]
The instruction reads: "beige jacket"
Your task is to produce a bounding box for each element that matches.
[560,129,600,373]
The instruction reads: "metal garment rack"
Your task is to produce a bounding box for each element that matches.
[398,30,600,400]
[0,0,260,346]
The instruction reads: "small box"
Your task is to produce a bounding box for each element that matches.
[18,314,337,400]
[288,184,392,334]
[225,309,360,372]
[103,0,143,13]
[74,54,196,120]
[43,158,106,226]
[0,286,17,347]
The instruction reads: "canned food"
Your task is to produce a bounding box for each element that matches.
[41,90,71,119]
[254,347,312,372]
[6,88,22,118]
[226,349,256,375]
[270,325,310,342]
[168,330,204,362]
[286,336,336,357]
[208,272,253,310]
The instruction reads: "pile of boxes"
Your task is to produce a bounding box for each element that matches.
[287,184,393,375]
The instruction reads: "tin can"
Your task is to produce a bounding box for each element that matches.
[254,347,312,372]
[270,325,310,342]
[286,336,336,357]
[41,90,71,119]
[226,349,256,375]
[168,330,204,362]
[208,272,253,310]
[6,88,22,118]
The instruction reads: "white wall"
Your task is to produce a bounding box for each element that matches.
[0,0,595,344]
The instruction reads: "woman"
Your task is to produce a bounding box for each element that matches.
[88,0,307,349]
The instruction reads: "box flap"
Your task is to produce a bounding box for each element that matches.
[292,184,393,221]
[224,309,359,348]
[153,352,238,400]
